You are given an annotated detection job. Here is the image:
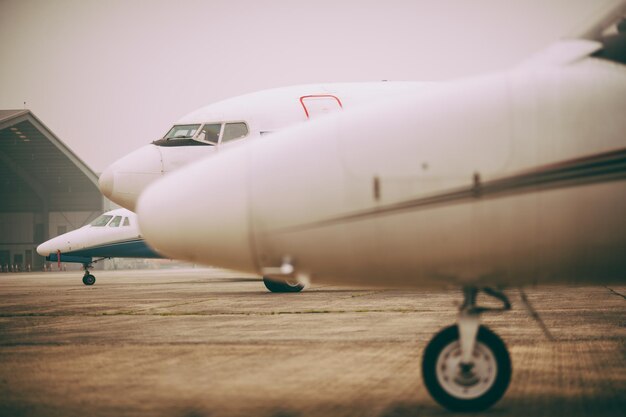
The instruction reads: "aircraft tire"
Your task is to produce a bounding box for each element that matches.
[262,277,304,293]
[82,274,96,286]
[422,324,511,412]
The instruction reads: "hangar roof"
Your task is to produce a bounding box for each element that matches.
[0,110,103,212]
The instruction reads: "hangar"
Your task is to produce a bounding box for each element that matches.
[0,110,105,271]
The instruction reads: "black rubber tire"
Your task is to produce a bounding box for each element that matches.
[422,324,511,412]
[262,276,304,293]
[82,274,96,286]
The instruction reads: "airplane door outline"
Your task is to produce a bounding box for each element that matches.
[299,95,343,119]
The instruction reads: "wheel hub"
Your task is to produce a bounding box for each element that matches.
[436,340,497,399]
[454,364,480,387]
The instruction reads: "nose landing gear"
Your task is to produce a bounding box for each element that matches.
[422,287,512,412]
[82,263,96,286]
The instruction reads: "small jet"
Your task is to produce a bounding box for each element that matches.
[135,2,626,412]
[36,208,161,285]
[35,208,308,292]
[35,208,306,292]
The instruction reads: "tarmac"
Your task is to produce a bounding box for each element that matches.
[0,268,624,417]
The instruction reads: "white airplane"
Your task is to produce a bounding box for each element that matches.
[134,2,626,412]
[99,81,434,292]
[36,208,161,285]
[35,208,302,292]
[98,81,436,212]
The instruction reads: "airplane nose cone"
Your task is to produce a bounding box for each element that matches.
[36,241,52,256]
[99,145,164,210]
[137,147,258,273]
[36,234,69,256]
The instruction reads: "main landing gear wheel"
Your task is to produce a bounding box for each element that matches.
[422,324,511,412]
[82,273,96,286]
[262,276,304,293]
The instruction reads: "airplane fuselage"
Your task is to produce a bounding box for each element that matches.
[133,5,626,411]
[37,208,160,264]
[99,82,436,210]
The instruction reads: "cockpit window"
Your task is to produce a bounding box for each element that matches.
[164,124,201,140]
[197,123,222,144]
[155,121,249,146]
[90,215,113,227]
[109,216,122,227]
[123,217,130,226]
[222,122,249,143]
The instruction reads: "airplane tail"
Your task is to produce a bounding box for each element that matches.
[568,0,625,41]
[518,1,626,69]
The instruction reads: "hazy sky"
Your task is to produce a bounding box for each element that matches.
[0,0,617,172]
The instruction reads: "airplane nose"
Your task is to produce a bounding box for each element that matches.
[99,145,164,211]
[36,241,51,256]
[136,147,258,273]
[36,234,68,256]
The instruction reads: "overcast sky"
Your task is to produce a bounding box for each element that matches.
[0,0,617,172]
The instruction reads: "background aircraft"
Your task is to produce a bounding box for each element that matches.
[98,81,435,211]
[36,208,303,293]
[135,2,626,412]
[99,82,434,292]
[37,208,160,285]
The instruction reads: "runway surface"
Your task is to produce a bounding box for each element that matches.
[0,268,624,417]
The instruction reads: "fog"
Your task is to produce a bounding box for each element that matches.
[0,0,615,172]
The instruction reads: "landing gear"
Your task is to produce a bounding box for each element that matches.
[82,263,96,286]
[422,287,512,412]
[262,276,304,293]
[82,273,96,285]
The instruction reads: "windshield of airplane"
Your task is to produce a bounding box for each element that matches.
[197,123,222,144]
[222,122,248,143]
[109,216,122,227]
[90,215,113,227]
[163,124,201,140]
[155,121,249,146]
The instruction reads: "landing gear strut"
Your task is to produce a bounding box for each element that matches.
[82,263,96,286]
[422,287,512,412]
